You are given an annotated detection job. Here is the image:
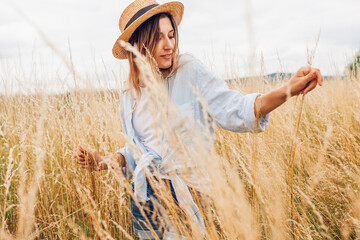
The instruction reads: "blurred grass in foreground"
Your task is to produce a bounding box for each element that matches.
[0,67,359,239]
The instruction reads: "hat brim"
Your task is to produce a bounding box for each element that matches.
[112,1,184,60]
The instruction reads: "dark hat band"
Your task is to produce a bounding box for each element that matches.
[124,4,159,30]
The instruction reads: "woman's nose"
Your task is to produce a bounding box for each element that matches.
[164,37,174,50]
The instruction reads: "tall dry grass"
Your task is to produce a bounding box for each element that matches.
[0,44,360,240]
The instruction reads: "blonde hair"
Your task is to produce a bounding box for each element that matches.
[126,13,180,98]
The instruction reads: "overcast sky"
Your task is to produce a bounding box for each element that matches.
[1,0,359,93]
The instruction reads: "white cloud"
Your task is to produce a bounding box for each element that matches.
[0,0,359,93]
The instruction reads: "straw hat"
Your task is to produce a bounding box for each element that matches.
[112,0,184,59]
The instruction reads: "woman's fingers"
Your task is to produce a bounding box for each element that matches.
[305,68,323,84]
[287,66,323,97]
[77,159,93,169]
[77,152,86,158]
[301,69,316,83]
[76,146,94,160]
[74,145,101,171]
[78,145,84,151]
[315,69,323,86]
[300,66,311,77]
[78,145,88,155]
[77,159,87,166]
[78,145,92,157]
[299,68,323,94]
[77,160,98,170]
[74,152,87,161]
[303,80,317,94]
[74,145,93,165]
[303,68,323,93]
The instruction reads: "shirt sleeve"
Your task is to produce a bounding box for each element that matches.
[193,60,270,133]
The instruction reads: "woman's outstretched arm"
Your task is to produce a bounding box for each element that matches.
[74,145,126,171]
[255,67,323,117]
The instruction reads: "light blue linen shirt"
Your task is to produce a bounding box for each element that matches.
[117,53,270,233]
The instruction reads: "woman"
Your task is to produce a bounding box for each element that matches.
[74,0,323,239]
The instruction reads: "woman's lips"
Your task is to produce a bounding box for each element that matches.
[160,54,172,60]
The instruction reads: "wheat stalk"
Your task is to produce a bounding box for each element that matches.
[288,30,321,237]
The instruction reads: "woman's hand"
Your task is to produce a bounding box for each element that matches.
[73,145,105,171]
[286,67,323,96]
[255,66,323,117]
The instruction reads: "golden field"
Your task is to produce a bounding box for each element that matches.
[0,61,359,240]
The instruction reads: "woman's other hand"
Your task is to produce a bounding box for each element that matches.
[73,145,105,171]
[287,67,323,96]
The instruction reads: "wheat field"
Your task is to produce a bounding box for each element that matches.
[0,52,360,240]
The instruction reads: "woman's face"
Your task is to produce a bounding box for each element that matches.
[154,16,175,69]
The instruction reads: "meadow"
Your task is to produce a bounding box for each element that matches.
[0,50,359,240]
